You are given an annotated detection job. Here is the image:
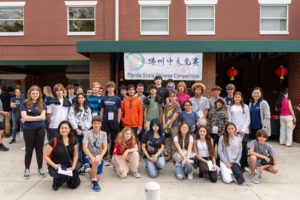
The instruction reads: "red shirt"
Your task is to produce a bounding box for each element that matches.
[113,139,137,156]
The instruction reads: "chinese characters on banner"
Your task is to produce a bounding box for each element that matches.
[124,53,203,80]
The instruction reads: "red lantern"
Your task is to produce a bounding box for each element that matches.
[118,71,124,82]
[226,67,238,81]
[275,66,288,80]
[14,80,21,88]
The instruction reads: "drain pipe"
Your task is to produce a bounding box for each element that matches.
[115,0,119,41]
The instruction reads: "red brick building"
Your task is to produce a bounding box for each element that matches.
[1,0,300,141]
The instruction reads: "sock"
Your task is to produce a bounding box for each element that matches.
[92,178,97,182]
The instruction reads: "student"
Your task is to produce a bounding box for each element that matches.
[218,122,245,185]
[190,82,209,126]
[86,89,93,97]
[100,81,121,161]
[112,127,141,178]
[9,88,24,144]
[135,83,146,102]
[208,86,225,110]
[275,89,296,147]
[249,87,271,138]
[224,84,236,106]
[180,100,198,136]
[76,87,84,95]
[207,99,228,146]
[162,91,181,161]
[119,85,128,102]
[173,123,195,180]
[154,75,169,104]
[44,121,80,191]
[194,126,217,182]
[176,81,190,110]
[166,79,176,93]
[248,129,278,184]
[143,84,163,131]
[68,93,92,173]
[83,116,108,192]
[66,84,76,104]
[43,86,54,105]
[46,83,72,142]
[87,82,102,117]
[0,97,9,151]
[228,91,250,170]
[20,85,46,177]
[142,118,165,178]
[121,85,143,136]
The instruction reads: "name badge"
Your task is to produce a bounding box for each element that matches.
[108,112,114,120]
[92,112,98,117]
[212,126,218,134]
[197,110,204,118]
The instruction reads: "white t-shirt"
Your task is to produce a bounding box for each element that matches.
[174,135,193,155]
[47,98,70,128]
[196,140,209,157]
[228,104,250,133]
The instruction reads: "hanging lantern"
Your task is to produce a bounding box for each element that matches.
[118,71,124,82]
[275,66,288,80]
[226,67,238,81]
[14,80,21,88]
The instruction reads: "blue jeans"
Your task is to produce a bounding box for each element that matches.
[145,156,165,178]
[175,163,193,177]
[47,128,58,142]
[11,113,18,139]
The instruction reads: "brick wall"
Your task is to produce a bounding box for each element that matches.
[202,53,217,97]
[89,53,112,88]
[288,53,300,143]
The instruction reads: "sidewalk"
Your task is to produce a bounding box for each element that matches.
[0,135,300,200]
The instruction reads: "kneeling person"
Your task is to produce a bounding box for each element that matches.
[83,116,108,192]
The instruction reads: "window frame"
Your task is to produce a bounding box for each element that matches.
[65,1,98,36]
[139,0,171,35]
[0,2,25,36]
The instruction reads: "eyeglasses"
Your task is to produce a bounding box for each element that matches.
[184,104,192,107]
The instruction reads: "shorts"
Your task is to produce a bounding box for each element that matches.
[0,122,4,130]
[85,156,104,175]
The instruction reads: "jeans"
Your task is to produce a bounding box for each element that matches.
[47,128,58,142]
[145,156,165,178]
[175,163,193,178]
[11,113,19,139]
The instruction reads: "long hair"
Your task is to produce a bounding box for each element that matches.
[178,123,190,150]
[148,118,164,143]
[177,81,188,93]
[223,122,237,147]
[43,86,54,98]
[115,127,136,154]
[24,85,44,114]
[275,89,288,111]
[195,126,215,158]
[250,87,264,103]
[73,93,88,113]
[56,120,75,146]
[231,91,245,113]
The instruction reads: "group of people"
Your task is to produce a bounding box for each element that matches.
[1,75,297,191]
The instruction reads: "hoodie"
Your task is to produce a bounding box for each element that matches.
[121,96,143,128]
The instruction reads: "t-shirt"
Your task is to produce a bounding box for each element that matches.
[142,132,165,157]
[250,140,275,160]
[47,98,70,129]
[10,97,24,114]
[190,96,210,118]
[250,101,262,130]
[20,102,46,129]
[164,103,181,128]
[145,96,162,121]
[83,130,107,157]
[49,137,77,168]
[180,111,198,132]
[101,95,121,122]
[87,95,102,116]
[196,140,209,157]
[225,97,233,106]
[156,87,169,104]
[174,135,193,152]
[113,139,137,156]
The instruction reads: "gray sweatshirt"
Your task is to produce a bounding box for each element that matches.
[68,106,92,131]
[218,135,242,164]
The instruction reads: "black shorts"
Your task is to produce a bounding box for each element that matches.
[0,122,4,130]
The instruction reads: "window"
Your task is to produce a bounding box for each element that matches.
[259,0,292,35]
[139,0,171,35]
[65,1,97,35]
[185,0,218,35]
[0,2,25,36]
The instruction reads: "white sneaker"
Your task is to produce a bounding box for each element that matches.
[250,174,259,184]
[188,172,193,180]
[244,167,250,172]
[132,172,141,178]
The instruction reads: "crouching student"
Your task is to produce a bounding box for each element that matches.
[83,116,108,192]
[248,129,278,184]
[194,126,217,183]
[218,122,245,185]
[112,127,141,178]
[44,121,80,191]
[173,123,195,180]
[142,118,166,178]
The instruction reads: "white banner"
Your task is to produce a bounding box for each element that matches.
[124,53,203,80]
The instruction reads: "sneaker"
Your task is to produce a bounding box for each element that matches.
[132,172,141,178]
[84,163,91,173]
[250,174,259,184]
[244,167,250,172]
[188,172,193,180]
[78,164,86,174]
[52,182,59,191]
[176,175,184,180]
[104,160,111,166]
[9,139,16,144]
[0,144,9,151]
[38,168,46,176]
[24,169,30,178]
[91,181,101,192]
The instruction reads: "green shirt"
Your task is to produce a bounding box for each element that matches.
[146,97,162,121]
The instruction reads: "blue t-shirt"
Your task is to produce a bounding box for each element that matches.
[20,102,46,129]
[10,97,24,113]
[87,95,102,116]
[101,95,121,122]
[250,101,262,130]
[180,111,198,133]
